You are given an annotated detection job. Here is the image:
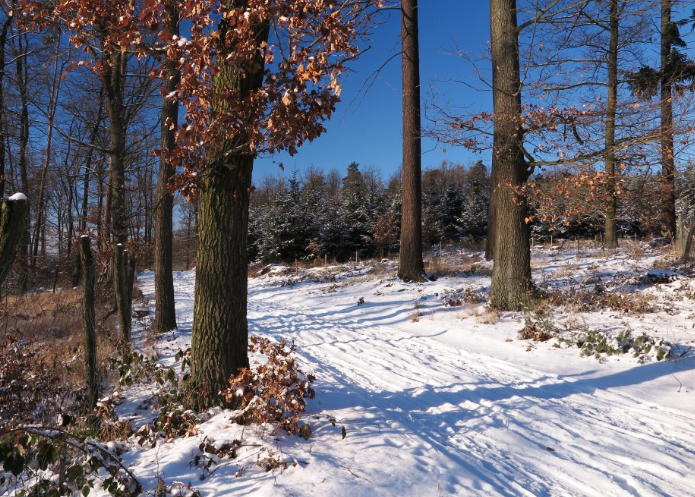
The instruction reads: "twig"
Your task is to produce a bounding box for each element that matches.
[671,373,683,393]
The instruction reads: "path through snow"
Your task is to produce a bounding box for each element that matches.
[133,257,695,497]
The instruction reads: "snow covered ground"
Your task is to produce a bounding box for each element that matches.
[126,243,695,497]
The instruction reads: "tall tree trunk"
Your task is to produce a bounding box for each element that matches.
[15,32,30,291]
[0,12,13,198]
[189,3,269,407]
[103,47,131,340]
[603,0,619,249]
[80,236,98,409]
[660,0,676,238]
[153,2,179,334]
[488,0,533,310]
[398,0,425,282]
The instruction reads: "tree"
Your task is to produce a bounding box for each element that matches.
[488,0,532,310]
[461,161,489,238]
[153,0,180,334]
[398,0,425,281]
[25,0,143,339]
[603,0,621,248]
[659,0,676,238]
[172,0,362,407]
[627,1,695,241]
[0,6,13,198]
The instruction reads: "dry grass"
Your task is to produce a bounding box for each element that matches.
[545,288,659,314]
[426,253,491,279]
[0,286,121,424]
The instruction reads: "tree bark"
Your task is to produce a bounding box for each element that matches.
[80,236,98,409]
[488,0,533,310]
[679,213,695,261]
[153,2,179,334]
[660,0,676,238]
[103,46,130,340]
[190,158,253,405]
[114,244,133,340]
[0,12,13,198]
[15,32,30,292]
[398,0,425,282]
[603,0,619,249]
[0,196,26,287]
[189,1,269,407]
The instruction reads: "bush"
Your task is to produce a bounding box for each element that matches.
[221,337,315,437]
[577,328,672,363]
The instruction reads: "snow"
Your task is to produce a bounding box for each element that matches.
[123,245,695,496]
[8,192,27,201]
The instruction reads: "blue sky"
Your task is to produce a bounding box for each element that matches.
[254,1,493,181]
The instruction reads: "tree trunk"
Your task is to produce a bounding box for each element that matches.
[103,48,130,340]
[153,3,180,334]
[660,0,676,238]
[189,2,269,407]
[603,0,619,249]
[0,196,27,287]
[15,32,30,292]
[679,212,695,261]
[398,0,425,282]
[80,236,98,409]
[488,0,533,310]
[115,244,133,340]
[0,12,13,198]
[190,157,253,406]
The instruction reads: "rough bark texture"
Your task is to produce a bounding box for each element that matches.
[115,244,134,341]
[153,4,180,334]
[398,0,425,282]
[190,156,253,406]
[0,198,26,287]
[80,236,98,409]
[488,0,533,310]
[103,47,130,340]
[603,0,619,249]
[189,1,269,407]
[660,0,676,238]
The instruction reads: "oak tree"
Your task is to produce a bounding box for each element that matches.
[166,0,363,407]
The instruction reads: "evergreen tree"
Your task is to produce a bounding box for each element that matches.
[460,161,490,238]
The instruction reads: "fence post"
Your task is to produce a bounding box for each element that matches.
[80,236,98,409]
